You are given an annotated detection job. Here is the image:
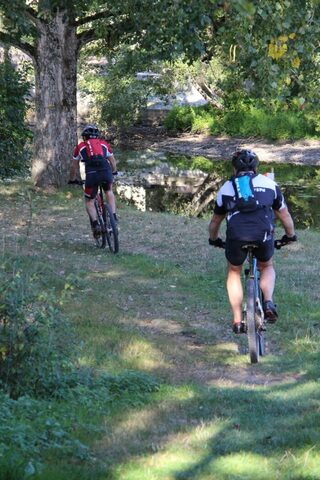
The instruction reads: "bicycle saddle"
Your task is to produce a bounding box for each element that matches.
[241,243,259,250]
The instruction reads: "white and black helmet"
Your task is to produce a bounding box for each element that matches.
[232,149,259,172]
[81,124,100,139]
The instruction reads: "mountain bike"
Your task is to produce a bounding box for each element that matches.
[91,186,119,253]
[213,237,291,364]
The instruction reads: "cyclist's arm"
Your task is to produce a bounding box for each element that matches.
[107,154,117,174]
[209,213,226,241]
[275,206,295,237]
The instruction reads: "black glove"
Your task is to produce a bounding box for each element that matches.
[68,179,83,185]
[209,237,225,248]
[281,234,297,244]
[112,170,118,176]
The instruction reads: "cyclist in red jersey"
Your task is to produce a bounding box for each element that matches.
[69,125,118,237]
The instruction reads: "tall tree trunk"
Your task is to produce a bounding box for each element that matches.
[32,12,78,187]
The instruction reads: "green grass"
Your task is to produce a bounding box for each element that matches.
[1,179,320,479]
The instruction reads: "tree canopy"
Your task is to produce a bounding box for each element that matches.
[0,0,319,184]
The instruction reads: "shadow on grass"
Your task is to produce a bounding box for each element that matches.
[98,367,320,479]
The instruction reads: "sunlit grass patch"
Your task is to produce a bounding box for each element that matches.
[205,341,242,365]
[120,338,168,370]
[212,452,274,480]
[111,452,198,480]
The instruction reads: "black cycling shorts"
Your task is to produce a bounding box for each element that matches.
[225,238,274,266]
[84,168,113,199]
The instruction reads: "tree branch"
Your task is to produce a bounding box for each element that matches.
[76,28,97,52]
[25,6,43,27]
[74,10,113,27]
[0,31,35,60]
[26,6,37,19]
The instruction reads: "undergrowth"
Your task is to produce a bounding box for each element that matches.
[164,104,319,140]
[0,254,159,478]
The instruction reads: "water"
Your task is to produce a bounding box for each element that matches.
[115,149,320,230]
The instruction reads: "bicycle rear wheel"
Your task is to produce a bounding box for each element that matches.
[92,195,107,248]
[246,278,259,364]
[104,203,119,254]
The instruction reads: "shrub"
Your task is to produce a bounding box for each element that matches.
[0,57,32,178]
[163,105,196,132]
[0,256,160,476]
[163,103,319,140]
[100,75,150,130]
[0,259,77,398]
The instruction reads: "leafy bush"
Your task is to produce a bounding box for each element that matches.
[0,367,160,477]
[100,75,150,130]
[0,57,32,178]
[163,103,319,140]
[219,106,315,140]
[0,256,160,476]
[0,259,77,398]
[163,105,196,132]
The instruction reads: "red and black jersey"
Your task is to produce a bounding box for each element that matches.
[73,139,113,173]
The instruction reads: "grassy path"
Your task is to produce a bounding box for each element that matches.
[1,180,320,479]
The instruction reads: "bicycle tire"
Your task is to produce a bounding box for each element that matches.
[246,278,259,364]
[256,288,266,357]
[93,195,107,249]
[104,203,119,254]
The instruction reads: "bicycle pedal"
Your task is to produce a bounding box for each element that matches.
[241,322,247,334]
[257,321,267,331]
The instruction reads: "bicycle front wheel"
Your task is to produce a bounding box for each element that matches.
[104,203,119,254]
[246,278,259,364]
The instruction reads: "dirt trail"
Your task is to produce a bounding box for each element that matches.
[117,127,320,166]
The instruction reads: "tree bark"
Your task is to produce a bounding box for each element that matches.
[31,12,78,187]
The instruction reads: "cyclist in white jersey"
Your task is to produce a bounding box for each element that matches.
[208,149,296,334]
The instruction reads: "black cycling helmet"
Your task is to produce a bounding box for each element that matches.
[232,149,259,172]
[81,124,100,139]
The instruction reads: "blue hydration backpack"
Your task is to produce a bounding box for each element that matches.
[231,174,260,213]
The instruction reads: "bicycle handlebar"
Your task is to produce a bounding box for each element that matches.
[209,236,297,250]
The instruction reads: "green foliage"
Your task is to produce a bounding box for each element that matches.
[214,1,320,106]
[219,106,316,139]
[164,105,196,132]
[163,103,318,140]
[100,75,149,130]
[78,50,191,131]
[0,57,32,178]
[0,368,159,478]
[0,259,78,398]
[0,246,160,476]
